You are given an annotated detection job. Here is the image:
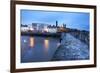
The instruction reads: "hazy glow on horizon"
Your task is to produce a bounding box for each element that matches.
[21,10,90,31]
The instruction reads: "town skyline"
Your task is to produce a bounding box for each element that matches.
[21,10,90,31]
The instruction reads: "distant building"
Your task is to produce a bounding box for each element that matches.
[32,23,38,31]
[32,23,46,32]
[21,24,29,32]
[38,24,45,32]
[21,22,59,33]
[47,26,57,33]
[56,21,58,27]
[63,24,66,28]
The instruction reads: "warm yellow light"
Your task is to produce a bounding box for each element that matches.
[44,39,49,53]
[29,37,35,48]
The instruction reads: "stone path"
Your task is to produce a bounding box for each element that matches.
[52,33,89,61]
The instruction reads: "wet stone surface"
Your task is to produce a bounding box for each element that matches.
[52,33,89,61]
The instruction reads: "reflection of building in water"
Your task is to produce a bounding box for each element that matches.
[44,39,49,52]
[29,37,35,48]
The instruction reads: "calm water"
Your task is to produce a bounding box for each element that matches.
[21,36,60,63]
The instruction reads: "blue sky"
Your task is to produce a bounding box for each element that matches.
[21,10,90,31]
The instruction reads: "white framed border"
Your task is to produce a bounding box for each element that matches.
[15,4,94,69]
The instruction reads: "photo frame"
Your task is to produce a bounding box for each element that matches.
[11,0,97,72]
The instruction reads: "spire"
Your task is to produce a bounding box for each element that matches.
[56,21,58,27]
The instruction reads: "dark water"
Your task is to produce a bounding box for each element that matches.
[21,36,60,63]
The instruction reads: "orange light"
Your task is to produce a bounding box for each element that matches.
[44,39,49,53]
[44,39,49,49]
[29,37,35,48]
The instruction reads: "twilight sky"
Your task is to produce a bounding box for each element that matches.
[21,10,90,31]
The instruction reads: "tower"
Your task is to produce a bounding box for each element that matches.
[56,21,58,27]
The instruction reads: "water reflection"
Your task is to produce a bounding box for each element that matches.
[29,37,35,48]
[44,39,49,53]
[23,39,27,43]
[21,36,60,63]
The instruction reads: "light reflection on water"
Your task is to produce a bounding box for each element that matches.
[21,36,60,63]
[29,37,35,48]
[44,39,49,53]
